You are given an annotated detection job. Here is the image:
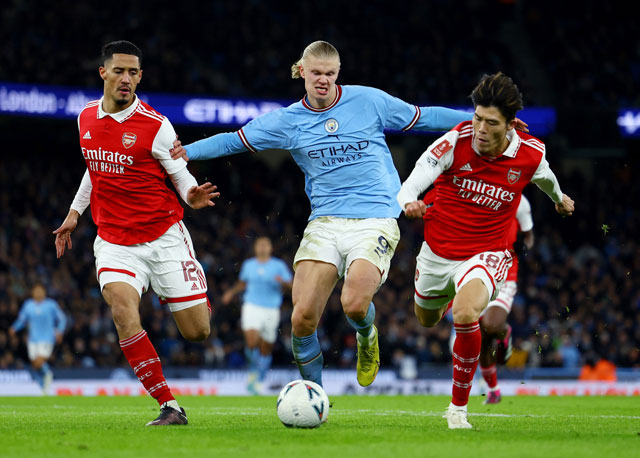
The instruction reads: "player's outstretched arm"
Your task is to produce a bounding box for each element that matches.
[186,182,220,209]
[221,281,247,305]
[53,209,80,258]
[555,193,575,217]
[170,130,252,161]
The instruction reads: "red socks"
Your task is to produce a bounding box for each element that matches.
[480,364,498,389]
[120,330,174,405]
[452,322,481,406]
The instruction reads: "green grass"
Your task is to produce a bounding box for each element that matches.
[1,395,639,458]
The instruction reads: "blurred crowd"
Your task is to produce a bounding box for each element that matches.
[0,146,638,372]
[1,0,638,375]
[2,1,636,108]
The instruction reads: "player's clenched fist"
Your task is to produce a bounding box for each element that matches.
[555,193,575,217]
[403,200,427,219]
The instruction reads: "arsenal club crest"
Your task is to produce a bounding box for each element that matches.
[122,132,137,149]
[507,168,521,184]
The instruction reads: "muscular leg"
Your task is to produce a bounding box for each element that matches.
[103,282,177,408]
[102,282,143,339]
[291,260,338,386]
[450,279,489,408]
[479,306,508,367]
[341,259,384,386]
[172,302,210,342]
[340,259,380,324]
[479,306,509,401]
[414,302,451,328]
[291,260,338,336]
[452,279,489,324]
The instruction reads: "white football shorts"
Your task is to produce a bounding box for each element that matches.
[241,302,281,344]
[94,221,208,312]
[27,341,54,360]
[481,280,517,316]
[293,217,400,286]
[414,241,512,310]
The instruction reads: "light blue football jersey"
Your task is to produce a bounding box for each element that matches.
[186,85,471,220]
[239,257,292,309]
[11,298,66,344]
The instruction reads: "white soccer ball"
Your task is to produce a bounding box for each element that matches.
[276,379,330,428]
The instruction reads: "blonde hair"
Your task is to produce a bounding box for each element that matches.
[291,41,340,79]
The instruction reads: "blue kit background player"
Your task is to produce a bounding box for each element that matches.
[222,236,292,394]
[9,283,66,394]
[171,40,518,388]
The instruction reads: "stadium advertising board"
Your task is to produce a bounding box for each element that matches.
[1,81,557,136]
[1,369,638,396]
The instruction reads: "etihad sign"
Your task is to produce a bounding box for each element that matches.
[184,98,284,124]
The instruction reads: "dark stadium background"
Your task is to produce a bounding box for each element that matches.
[1,0,638,380]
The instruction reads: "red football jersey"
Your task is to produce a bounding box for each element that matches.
[423,122,546,260]
[78,97,184,245]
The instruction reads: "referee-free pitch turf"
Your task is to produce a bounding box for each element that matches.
[1,395,638,458]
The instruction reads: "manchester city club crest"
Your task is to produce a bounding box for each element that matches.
[324,118,339,133]
[507,168,521,184]
[122,132,137,149]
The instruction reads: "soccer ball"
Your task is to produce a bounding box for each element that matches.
[276,379,329,428]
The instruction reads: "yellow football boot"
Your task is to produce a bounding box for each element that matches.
[356,325,380,386]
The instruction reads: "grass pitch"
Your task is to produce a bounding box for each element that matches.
[1,395,639,458]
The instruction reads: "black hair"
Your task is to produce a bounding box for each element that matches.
[469,72,524,123]
[101,40,142,67]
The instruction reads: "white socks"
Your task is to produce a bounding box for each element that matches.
[164,400,180,411]
[356,326,377,347]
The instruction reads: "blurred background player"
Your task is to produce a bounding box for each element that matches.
[170,40,480,388]
[398,73,574,428]
[221,236,292,394]
[479,194,534,404]
[9,283,66,394]
[53,40,219,425]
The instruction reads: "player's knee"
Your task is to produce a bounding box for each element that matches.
[109,304,138,331]
[414,304,440,328]
[452,305,480,324]
[184,322,210,342]
[480,317,503,336]
[340,291,369,321]
[291,307,317,335]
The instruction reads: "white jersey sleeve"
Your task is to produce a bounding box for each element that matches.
[150,117,199,204]
[70,169,92,215]
[531,156,563,204]
[516,195,534,232]
[169,167,198,206]
[152,117,188,175]
[397,131,456,209]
